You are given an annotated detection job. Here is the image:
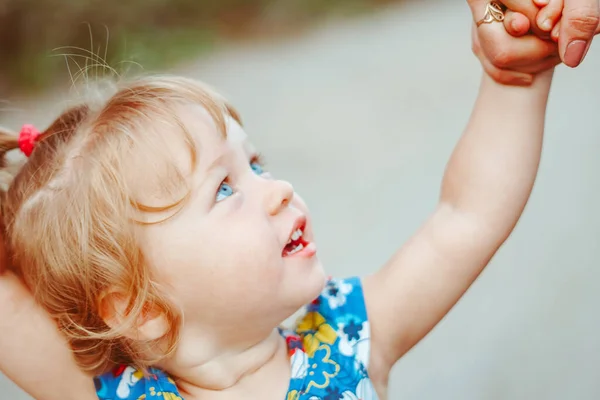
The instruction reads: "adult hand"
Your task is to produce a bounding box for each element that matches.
[468,0,561,85]
[532,0,600,67]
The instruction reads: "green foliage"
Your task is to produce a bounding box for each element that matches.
[0,0,396,94]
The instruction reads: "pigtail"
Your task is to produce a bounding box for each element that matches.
[41,104,90,143]
[0,104,89,194]
[0,128,19,157]
[1,105,90,277]
[0,127,22,192]
[0,128,21,274]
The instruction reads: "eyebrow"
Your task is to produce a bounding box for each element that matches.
[201,153,228,176]
[199,138,254,176]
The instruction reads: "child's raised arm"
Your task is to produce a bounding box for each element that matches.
[0,271,97,400]
[363,36,554,377]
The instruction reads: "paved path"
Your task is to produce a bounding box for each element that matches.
[2,1,600,398]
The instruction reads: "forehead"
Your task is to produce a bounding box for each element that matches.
[177,103,250,153]
[126,103,251,208]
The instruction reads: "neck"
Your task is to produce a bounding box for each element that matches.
[161,327,287,395]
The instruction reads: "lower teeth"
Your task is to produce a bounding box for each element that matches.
[288,244,304,255]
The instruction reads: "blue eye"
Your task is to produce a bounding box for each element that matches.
[250,161,264,175]
[216,182,234,202]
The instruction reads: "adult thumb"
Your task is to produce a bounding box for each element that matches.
[559,0,600,67]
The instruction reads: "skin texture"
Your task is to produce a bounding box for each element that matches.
[0,3,558,399]
[468,0,600,85]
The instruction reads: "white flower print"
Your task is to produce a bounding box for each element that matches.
[290,349,309,380]
[115,366,142,399]
[322,279,353,310]
[356,377,378,400]
[336,320,371,368]
[340,391,359,400]
[340,378,379,400]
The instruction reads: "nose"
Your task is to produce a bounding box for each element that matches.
[265,179,294,215]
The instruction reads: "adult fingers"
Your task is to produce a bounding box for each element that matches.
[537,0,565,32]
[558,0,600,67]
[501,0,552,37]
[553,17,600,40]
[504,10,532,36]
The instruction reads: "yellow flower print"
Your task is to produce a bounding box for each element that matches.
[147,386,183,400]
[297,312,337,357]
[287,390,300,400]
[161,393,182,400]
[305,344,340,391]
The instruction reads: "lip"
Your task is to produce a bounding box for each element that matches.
[286,215,307,244]
[286,241,317,258]
[282,215,317,258]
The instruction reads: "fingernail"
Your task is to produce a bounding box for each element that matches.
[511,19,520,32]
[540,18,552,31]
[564,40,587,67]
[516,76,533,86]
[581,42,591,62]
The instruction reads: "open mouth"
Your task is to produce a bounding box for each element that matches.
[282,218,309,257]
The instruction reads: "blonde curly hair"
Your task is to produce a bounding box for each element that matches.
[0,75,241,374]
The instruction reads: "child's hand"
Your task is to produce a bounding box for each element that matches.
[533,0,564,42]
[468,0,560,86]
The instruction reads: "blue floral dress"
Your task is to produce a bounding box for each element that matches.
[94,277,378,400]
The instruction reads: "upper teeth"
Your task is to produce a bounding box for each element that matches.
[288,229,302,243]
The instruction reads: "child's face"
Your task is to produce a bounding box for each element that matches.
[139,104,326,335]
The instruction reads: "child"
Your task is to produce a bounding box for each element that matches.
[0,6,558,400]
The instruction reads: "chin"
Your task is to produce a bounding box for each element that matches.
[289,258,327,306]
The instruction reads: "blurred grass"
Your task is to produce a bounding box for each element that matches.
[0,0,399,96]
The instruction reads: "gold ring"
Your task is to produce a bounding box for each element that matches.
[476,2,505,27]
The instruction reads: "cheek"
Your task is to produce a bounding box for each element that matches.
[152,215,284,306]
[209,217,283,282]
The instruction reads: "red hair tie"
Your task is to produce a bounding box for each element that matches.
[18,124,40,157]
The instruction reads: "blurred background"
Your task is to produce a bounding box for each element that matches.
[0,0,394,95]
[1,0,600,399]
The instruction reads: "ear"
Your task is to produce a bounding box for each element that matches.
[99,290,169,342]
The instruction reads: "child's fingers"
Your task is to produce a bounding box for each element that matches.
[551,21,561,42]
[508,55,562,73]
[537,0,564,32]
[504,11,531,37]
[478,54,559,86]
[480,56,534,85]
[538,55,562,71]
[533,0,550,6]
[471,25,533,85]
